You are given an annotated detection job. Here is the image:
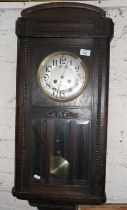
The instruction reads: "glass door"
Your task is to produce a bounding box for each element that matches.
[32,118,90,186]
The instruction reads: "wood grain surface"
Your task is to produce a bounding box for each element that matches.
[79,204,127,210]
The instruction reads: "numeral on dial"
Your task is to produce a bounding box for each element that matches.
[53,60,58,67]
[46,65,52,72]
[75,66,79,70]
[77,74,82,80]
[46,83,51,89]
[59,91,65,98]
[52,88,57,96]
[60,57,66,65]
[43,74,49,81]
[61,92,65,98]
[55,90,65,99]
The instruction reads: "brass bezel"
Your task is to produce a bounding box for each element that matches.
[37,51,88,102]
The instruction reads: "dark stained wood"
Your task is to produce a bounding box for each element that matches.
[79,205,127,210]
[68,121,77,184]
[21,3,105,19]
[12,2,114,210]
[31,185,88,196]
[44,120,51,183]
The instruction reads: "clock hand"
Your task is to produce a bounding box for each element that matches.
[56,66,67,98]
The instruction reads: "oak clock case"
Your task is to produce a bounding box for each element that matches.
[12,3,114,210]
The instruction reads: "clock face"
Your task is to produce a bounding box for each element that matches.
[37,51,88,101]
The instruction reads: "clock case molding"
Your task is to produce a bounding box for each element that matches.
[12,2,114,210]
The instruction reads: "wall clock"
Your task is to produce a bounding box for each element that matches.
[12,2,114,210]
[37,51,88,101]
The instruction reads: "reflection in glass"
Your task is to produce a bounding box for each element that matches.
[32,118,90,185]
[50,156,69,179]
[50,120,69,183]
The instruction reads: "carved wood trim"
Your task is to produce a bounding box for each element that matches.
[20,38,31,191]
[93,39,104,194]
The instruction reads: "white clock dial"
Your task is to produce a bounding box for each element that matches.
[37,51,88,101]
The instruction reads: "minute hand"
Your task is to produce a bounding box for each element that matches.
[56,65,68,98]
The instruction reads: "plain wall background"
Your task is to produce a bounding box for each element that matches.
[0,1,127,209]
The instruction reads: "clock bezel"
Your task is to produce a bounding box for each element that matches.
[37,51,88,102]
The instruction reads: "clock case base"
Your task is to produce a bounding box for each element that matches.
[12,188,106,210]
[13,2,114,210]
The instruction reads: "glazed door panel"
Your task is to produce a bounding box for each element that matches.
[32,118,91,188]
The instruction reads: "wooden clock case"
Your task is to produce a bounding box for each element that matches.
[12,2,114,210]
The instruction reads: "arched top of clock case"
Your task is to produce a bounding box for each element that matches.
[21,2,106,20]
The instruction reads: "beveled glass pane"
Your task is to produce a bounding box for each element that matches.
[50,119,69,184]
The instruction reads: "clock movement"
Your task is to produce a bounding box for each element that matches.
[12,2,114,210]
